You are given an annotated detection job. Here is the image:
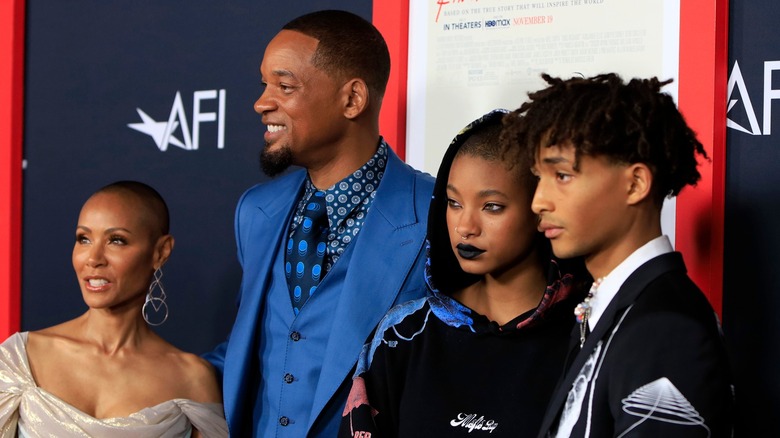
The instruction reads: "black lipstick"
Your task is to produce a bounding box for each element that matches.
[456,243,485,260]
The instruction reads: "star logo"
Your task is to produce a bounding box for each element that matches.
[128,108,187,151]
[128,91,193,151]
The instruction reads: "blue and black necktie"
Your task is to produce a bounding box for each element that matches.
[286,191,328,314]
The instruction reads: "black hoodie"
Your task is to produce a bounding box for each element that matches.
[339,111,588,438]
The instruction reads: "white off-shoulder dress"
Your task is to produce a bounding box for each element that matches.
[0,332,228,438]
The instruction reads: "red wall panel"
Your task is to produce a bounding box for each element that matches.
[0,0,25,340]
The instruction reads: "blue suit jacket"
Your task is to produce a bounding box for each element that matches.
[206,148,434,436]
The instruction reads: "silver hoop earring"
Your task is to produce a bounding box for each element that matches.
[143,267,169,326]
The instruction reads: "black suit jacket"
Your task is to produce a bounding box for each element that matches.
[537,252,733,437]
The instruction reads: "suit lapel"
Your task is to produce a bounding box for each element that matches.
[307,151,427,429]
[223,171,305,428]
[537,252,685,436]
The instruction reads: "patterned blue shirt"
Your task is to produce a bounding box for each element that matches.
[289,140,388,272]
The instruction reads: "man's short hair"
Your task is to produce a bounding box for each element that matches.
[283,10,391,102]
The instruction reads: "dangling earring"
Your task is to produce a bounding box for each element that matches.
[143,267,169,326]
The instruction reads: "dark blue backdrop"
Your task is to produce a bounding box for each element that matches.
[23,2,778,431]
[725,1,780,433]
[21,1,371,355]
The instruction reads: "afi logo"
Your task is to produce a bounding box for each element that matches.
[128,89,226,151]
[727,60,780,135]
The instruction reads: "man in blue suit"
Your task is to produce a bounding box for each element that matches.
[204,10,434,437]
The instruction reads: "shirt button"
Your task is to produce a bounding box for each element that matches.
[279,416,290,426]
[284,373,294,384]
[290,331,301,341]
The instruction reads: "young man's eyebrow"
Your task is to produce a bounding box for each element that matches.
[541,156,571,165]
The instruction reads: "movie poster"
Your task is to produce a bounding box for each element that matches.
[406,0,679,238]
[407,0,678,173]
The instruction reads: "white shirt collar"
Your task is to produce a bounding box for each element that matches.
[588,235,674,330]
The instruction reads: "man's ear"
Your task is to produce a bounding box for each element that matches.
[342,79,369,119]
[625,163,653,205]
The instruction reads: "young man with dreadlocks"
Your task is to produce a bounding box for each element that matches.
[501,73,733,437]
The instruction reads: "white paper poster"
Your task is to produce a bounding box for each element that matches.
[407,0,679,174]
[406,0,679,241]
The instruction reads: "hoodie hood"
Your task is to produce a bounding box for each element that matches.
[426,109,509,297]
[423,110,587,332]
